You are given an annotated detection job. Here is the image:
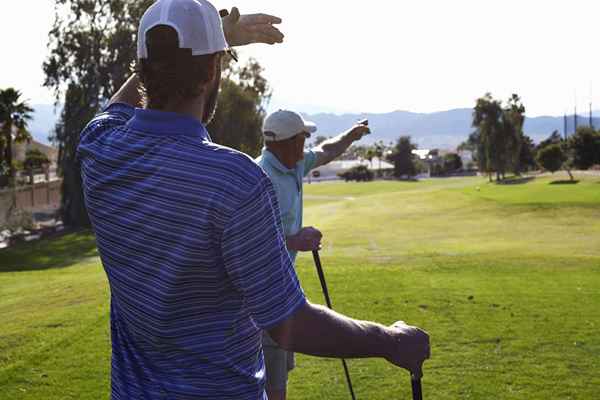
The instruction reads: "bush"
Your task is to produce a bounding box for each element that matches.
[338,165,374,182]
[537,144,565,173]
[568,127,600,170]
[2,208,35,232]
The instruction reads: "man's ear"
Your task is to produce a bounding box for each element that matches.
[204,54,221,83]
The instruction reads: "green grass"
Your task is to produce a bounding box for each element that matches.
[1,173,599,399]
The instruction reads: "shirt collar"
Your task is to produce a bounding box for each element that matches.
[261,148,299,175]
[126,108,210,140]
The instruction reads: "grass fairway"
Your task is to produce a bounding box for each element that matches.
[1,173,599,399]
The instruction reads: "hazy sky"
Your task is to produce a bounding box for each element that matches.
[2,0,600,116]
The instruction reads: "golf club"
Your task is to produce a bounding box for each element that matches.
[312,250,357,400]
[411,374,422,400]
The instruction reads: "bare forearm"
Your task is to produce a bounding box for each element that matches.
[108,74,142,108]
[268,301,392,359]
[315,130,356,166]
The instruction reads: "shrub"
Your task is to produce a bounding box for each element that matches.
[338,165,374,182]
[537,144,565,173]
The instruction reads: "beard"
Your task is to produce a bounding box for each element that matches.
[202,68,221,125]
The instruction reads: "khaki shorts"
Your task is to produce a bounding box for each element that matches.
[262,331,295,391]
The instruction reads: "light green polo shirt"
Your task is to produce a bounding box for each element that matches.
[256,148,317,264]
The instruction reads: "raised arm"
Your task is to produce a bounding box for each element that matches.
[313,121,370,168]
[221,7,284,46]
[107,74,142,108]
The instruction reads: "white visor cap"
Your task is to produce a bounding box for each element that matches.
[137,0,229,59]
[263,110,318,142]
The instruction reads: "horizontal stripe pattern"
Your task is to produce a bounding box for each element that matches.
[78,103,306,399]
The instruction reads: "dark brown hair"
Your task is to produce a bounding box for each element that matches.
[138,25,222,110]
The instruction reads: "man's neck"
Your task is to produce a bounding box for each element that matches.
[158,96,207,124]
[267,147,297,170]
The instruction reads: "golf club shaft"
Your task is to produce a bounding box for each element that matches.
[411,376,422,400]
[312,250,357,400]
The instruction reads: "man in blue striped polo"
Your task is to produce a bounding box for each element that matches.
[78,1,430,399]
[256,111,371,400]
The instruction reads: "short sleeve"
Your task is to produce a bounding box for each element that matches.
[77,103,135,162]
[302,150,318,177]
[221,177,306,329]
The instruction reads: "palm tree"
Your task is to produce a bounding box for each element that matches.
[0,88,33,186]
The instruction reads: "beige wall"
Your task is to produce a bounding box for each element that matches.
[0,179,62,227]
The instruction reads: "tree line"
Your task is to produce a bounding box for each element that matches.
[461,93,600,182]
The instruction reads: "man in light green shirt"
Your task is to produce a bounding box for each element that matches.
[256,110,370,400]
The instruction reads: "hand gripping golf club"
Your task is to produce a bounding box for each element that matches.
[312,250,357,400]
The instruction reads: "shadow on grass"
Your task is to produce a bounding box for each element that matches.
[0,230,98,273]
[550,180,580,185]
[496,177,536,185]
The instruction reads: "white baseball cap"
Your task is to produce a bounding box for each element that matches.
[263,110,318,142]
[137,0,230,59]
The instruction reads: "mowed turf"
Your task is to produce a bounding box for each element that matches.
[1,173,599,399]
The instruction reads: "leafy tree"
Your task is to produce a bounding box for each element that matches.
[568,127,600,170]
[24,149,51,172]
[473,93,503,181]
[442,153,463,173]
[537,144,570,178]
[388,136,417,179]
[44,1,271,226]
[207,56,271,158]
[44,1,152,226]
[537,130,562,152]
[365,147,377,167]
[518,134,537,172]
[501,94,525,177]
[459,131,486,172]
[472,93,525,181]
[373,140,386,174]
[340,144,367,161]
[0,88,33,186]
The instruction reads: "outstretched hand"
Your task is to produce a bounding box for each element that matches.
[347,121,371,142]
[222,7,284,47]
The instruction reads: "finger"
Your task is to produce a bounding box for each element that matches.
[229,7,240,23]
[246,26,284,43]
[245,31,283,45]
[242,13,283,25]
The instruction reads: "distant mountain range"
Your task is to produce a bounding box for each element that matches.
[27,104,599,150]
[304,109,600,149]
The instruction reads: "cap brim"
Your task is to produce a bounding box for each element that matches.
[304,121,317,134]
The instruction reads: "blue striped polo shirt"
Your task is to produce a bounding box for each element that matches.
[78,103,306,399]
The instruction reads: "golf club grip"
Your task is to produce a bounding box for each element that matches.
[312,251,357,400]
[411,377,422,400]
